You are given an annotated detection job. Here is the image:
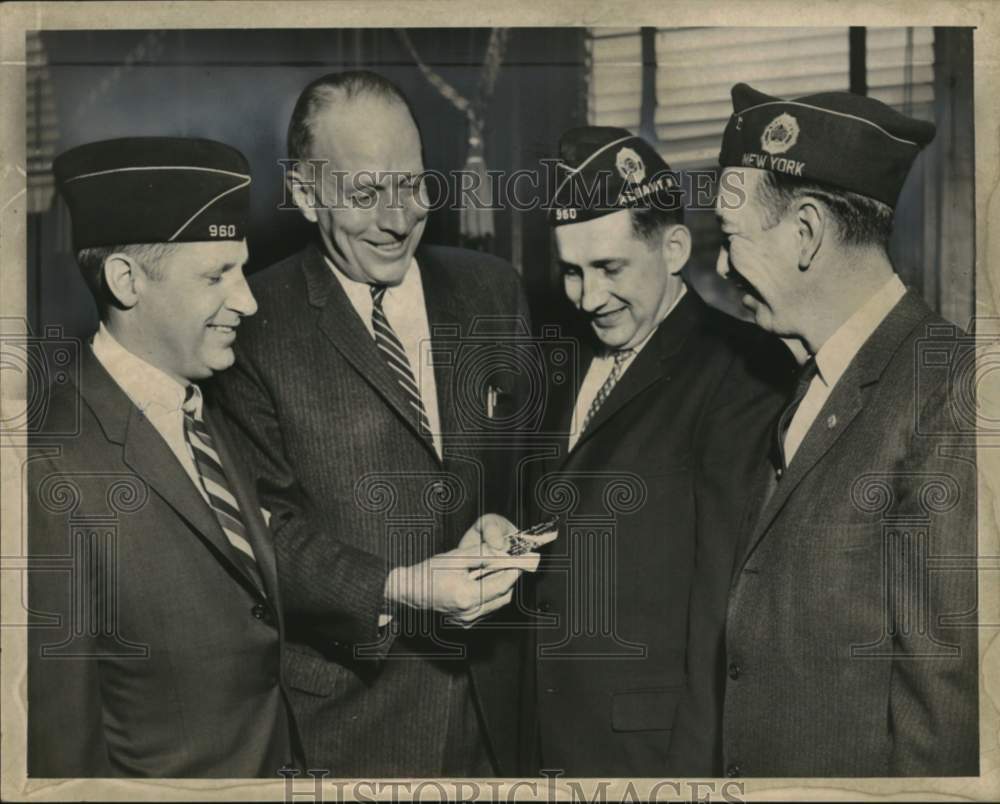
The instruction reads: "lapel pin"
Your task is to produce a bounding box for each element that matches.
[827,414,838,429]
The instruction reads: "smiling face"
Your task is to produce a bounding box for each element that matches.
[556,209,682,351]
[128,239,256,382]
[295,93,428,285]
[715,167,802,335]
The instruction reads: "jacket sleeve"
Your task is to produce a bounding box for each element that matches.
[27,453,112,777]
[213,346,392,652]
[888,377,979,775]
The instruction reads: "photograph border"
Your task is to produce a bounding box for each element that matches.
[2,1,998,801]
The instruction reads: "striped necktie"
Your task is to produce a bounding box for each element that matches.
[182,385,264,592]
[580,348,634,435]
[370,284,432,438]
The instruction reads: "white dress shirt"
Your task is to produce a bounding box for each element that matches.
[327,256,444,460]
[568,285,687,452]
[784,275,907,464]
[91,323,210,505]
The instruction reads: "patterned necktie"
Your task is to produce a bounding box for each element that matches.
[580,349,634,434]
[370,284,432,437]
[773,357,819,476]
[182,385,264,592]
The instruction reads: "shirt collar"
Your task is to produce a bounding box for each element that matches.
[324,254,420,303]
[813,274,907,388]
[91,323,188,418]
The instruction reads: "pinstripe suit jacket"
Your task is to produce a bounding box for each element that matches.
[214,241,529,776]
[722,290,979,776]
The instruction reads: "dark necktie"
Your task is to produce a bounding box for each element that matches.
[370,284,432,438]
[773,357,819,477]
[182,385,264,592]
[580,349,634,435]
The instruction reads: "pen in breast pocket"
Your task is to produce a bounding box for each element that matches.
[486,385,500,419]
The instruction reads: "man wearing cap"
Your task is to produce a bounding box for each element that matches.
[715,84,978,776]
[213,71,530,776]
[27,137,299,777]
[522,127,791,776]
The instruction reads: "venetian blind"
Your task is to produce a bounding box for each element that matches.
[653,27,851,168]
[588,29,643,133]
[867,27,935,121]
[587,27,936,168]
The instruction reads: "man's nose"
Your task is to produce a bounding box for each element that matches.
[228,272,258,317]
[377,192,426,236]
[579,272,609,313]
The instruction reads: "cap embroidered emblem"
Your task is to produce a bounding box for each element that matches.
[615,146,646,184]
[761,113,800,155]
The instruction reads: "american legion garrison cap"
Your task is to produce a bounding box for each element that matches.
[53,137,251,250]
[719,83,936,207]
[549,126,681,226]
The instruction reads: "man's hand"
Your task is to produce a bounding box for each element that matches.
[383,514,522,627]
[458,512,519,553]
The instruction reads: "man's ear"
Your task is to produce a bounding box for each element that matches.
[795,198,825,270]
[103,253,141,310]
[288,162,321,225]
[661,223,692,276]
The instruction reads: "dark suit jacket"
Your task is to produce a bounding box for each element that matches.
[723,290,979,777]
[524,291,792,777]
[213,241,530,776]
[28,346,296,777]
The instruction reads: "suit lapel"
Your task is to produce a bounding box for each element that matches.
[419,247,463,446]
[734,290,935,571]
[745,377,864,550]
[204,403,276,600]
[78,348,267,598]
[302,242,439,462]
[565,291,698,459]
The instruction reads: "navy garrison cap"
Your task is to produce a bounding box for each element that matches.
[719,83,936,207]
[53,137,251,250]
[549,126,680,225]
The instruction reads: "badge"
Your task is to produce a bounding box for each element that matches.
[615,146,646,184]
[761,113,800,155]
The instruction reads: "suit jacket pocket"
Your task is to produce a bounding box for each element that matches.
[283,648,342,697]
[611,686,683,733]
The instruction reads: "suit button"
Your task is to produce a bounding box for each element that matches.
[251,603,267,620]
[728,661,742,680]
[726,763,742,777]
[545,687,556,694]
[538,600,551,613]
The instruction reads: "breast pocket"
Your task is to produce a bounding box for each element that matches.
[611,685,684,733]
[282,648,343,698]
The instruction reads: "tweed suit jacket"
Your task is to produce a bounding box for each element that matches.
[214,240,530,776]
[28,345,296,777]
[722,290,979,777]
[523,291,793,777]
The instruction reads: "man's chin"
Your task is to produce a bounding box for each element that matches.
[362,255,413,285]
[747,303,780,334]
[590,324,633,352]
[202,349,236,377]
